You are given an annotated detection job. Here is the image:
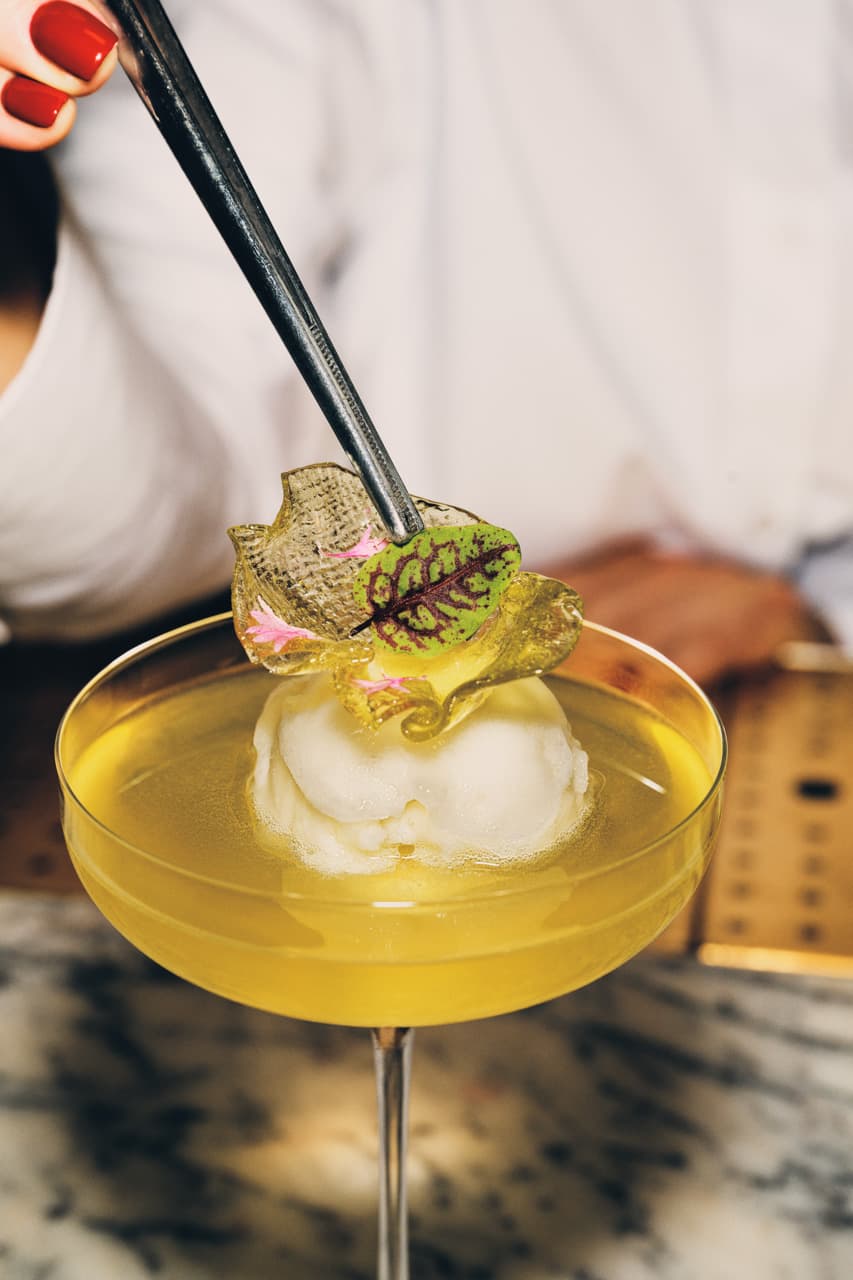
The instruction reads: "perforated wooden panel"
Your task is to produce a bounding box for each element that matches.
[653,651,853,974]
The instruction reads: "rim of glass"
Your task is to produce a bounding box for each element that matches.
[55,611,727,909]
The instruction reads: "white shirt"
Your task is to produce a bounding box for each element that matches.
[2,0,852,640]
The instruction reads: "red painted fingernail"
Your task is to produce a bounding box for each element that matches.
[31,2,117,81]
[1,75,69,128]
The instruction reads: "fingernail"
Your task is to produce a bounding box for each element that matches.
[31,2,117,81]
[2,75,69,127]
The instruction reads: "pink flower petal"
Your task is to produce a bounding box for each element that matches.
[352,674,423,694]
[245,598,320,653]
[320,526,389,559]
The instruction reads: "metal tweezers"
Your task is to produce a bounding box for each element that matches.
[103,0,424,545]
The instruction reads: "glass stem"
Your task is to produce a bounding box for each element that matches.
[372,1026,414,1280]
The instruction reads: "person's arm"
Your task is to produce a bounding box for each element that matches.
[0,3,361,640]
[0,147,247,639]
[0,206,239,639]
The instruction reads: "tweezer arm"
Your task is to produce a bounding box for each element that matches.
[103,0,424,545]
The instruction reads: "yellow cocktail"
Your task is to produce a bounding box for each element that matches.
[57,615,724,1028]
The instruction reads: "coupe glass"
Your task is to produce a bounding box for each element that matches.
[56,613,725,1279]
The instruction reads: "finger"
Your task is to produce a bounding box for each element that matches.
[614,560,763,654]
[3,1,118,96]
[0,65,76,149]
[734,591,817,666]
[654,580,816,684]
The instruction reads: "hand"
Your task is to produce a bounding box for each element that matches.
[542,540,828,688]
[1,1,118,150]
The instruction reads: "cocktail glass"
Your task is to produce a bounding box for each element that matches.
[55,613,725,1278]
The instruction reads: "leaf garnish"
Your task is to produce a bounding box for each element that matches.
[353,523,521,656]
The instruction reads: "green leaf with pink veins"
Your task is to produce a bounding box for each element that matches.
[353,523,522,656]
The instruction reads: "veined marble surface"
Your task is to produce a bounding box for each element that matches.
[0,894,851,1280]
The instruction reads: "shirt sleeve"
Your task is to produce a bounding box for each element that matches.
[0,0,367,642]
[795,536,853,651]
[0,214,236,640]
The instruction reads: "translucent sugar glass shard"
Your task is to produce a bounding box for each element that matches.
[229,463,480,675]
[399,573,583,740]
[229,463,584,740]
[334,665,439,728]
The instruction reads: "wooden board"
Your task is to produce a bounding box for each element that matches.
[651,655,853,974]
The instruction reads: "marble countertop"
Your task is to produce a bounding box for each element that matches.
[0,893,851,1280]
